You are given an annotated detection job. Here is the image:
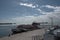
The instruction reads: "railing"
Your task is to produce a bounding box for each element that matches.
[32,35,43,40]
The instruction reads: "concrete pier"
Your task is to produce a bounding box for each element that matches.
[0,29,45,40]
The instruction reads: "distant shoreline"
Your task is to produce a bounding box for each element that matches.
[0,23,16,25]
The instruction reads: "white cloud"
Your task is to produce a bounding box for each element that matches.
[41,5,60,25]
[38,5,60,14]
[41,5,60,19]
[0,16,51,25]
[35,5,60,25]
[36,9,41,12]
[21,0,28,2]
[42,5,56,9]
[0,5,60,25]
[41,5,60,10]
[36,8,47,14]
[20,2,38,8]
[11,16,36,24]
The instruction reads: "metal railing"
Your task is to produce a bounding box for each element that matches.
[32,35,43,40]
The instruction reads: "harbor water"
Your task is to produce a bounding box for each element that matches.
[0,25,16,38]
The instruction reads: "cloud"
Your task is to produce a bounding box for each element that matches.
[36,9,41,12]
[35,5,60,25]
[36,8,47,14]
[39,5,60,16]
[21,0,28,2]
[43,5,60,14]
[41,5,56,9]
[41,5,60,10]
[36,5,60,15]
[0,15,52,25]
[20,2,38,8]
[11,16,37,24]
[41,5,60,25]
[0,4,60,25]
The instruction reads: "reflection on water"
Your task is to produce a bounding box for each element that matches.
[0,25,16,37]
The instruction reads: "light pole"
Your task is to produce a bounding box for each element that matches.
[49,17,53,27]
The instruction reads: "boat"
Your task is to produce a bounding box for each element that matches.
[44,25,60,40]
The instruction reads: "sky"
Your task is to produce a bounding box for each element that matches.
[0,0,60,25]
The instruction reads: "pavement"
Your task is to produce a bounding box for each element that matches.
[0,29,45,40]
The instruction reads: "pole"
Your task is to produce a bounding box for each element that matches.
[49,17,53,27]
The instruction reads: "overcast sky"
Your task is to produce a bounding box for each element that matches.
[0,0,60,25]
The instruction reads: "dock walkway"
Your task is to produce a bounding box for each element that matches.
[0,29,45,40]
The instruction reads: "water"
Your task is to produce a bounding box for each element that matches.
[0,25,16,38]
